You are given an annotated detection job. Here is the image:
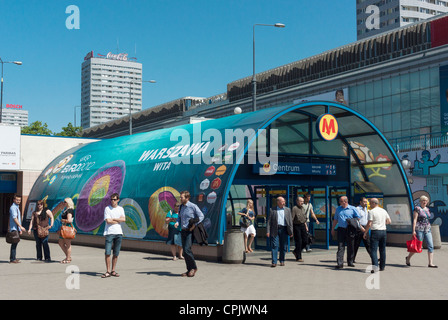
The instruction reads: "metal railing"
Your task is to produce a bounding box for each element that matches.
[391,131,448,153]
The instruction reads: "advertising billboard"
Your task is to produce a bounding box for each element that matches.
[0,125,20,170]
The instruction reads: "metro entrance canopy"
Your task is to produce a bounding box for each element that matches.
[26,102,413,246]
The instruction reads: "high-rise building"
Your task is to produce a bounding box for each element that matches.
[357,0,448,40]
[1,104,28,127]
[81,51,143,129]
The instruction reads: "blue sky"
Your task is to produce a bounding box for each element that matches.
[0,0,356,132]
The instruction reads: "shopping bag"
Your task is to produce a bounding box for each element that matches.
[406,235,422,253]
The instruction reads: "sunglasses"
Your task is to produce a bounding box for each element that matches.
[111,198,119,201]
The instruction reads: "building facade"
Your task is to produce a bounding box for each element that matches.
[1,105,28,127]
[81,51,143,129]
[356,0,448,40]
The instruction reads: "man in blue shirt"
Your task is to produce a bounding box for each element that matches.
[9,195,26,263]
[331,196,360,269]
[175,190,204,277]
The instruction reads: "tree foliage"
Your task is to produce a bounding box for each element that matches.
[21,121,83,137]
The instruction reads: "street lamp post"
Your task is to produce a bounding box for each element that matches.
[129,79,156,135]
[252,23,285,112]
[0,58,22,123]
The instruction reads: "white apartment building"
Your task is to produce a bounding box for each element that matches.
[81,51,143,129]
[1,106,28,127]
[357,0,448,39]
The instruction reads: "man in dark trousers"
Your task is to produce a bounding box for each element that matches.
[9,194,26,263]
[291,196,308,262]
[331,196,360,269]
[354,197,372,262]
[267,196,293,267]
[174,191,204,278]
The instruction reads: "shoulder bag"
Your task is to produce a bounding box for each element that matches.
[6,216,20,244]
[60,222,77,239]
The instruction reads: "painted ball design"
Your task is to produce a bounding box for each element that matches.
[76,160,126,232]
[148,187,180,238]
[119,198,147,239]
[49,200,66,232]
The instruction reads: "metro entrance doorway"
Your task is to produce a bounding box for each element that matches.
[253,185,348,250]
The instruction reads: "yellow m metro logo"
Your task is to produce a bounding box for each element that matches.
[317,114,339,141]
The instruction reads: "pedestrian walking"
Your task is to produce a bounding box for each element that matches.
[363,198,391,272]
[174,191,204,277]
[331,196,360,269]
[8,194,26,263]
[291,197,308,262]
[266,196,293,267]
[27,200,54,262]
[303,193,319,252]
[405,195,438,268]
[354,197,372,262]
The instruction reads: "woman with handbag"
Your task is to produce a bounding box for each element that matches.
[406,195,438,268]
[27,200,54,262]
[238,199,256,253]
[58,198,76,264]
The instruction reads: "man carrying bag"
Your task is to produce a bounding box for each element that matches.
[8,195,26,264]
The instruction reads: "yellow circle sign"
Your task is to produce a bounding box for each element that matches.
[317,114,339,141]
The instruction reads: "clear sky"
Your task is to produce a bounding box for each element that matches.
[0,0,356,133]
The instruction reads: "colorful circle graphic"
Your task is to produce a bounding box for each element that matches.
[148,187,180,238]
[76,160,126,232]
[119,198,147,239]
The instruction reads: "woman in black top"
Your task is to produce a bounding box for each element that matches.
[58,198,75,264]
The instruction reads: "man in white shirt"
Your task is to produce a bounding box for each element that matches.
[363,198,391,272]
[102,193,126,278]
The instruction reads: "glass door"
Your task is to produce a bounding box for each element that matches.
[254,185,289,250]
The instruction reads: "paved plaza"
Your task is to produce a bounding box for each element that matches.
[0,238,447,300]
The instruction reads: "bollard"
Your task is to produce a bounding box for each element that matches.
[222,228,245,263]
[422,224,442,250]
[432,224,442,249]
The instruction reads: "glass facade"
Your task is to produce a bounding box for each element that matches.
[349,66,441,139]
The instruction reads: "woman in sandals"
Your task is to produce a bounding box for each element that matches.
[238,199,256,253]
[58,198,75,264]
[406,195,438,268]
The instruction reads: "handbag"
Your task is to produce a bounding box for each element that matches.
[306,232,315,245]
[239,216,251,228]
[36,212,50,238]
[6,230,20,244]
[406,235,423,253]
[60,222,77,239]
[37,225,49,238]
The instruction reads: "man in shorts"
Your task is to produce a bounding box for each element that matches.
[102,193,126,278]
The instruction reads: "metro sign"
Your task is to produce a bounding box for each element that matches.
[6,104,22,109]
[316,113,339,141]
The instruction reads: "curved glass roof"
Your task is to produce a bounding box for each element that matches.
[26,101,412,244]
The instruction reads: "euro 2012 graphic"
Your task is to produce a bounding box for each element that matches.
[148,187,180,238]
[76,160,126,232]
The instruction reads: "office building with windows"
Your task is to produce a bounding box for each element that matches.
[1,107,28,127]
[81,51,143,129]
[357,0,448,40]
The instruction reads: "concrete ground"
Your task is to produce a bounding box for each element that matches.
[1,238,447,300]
